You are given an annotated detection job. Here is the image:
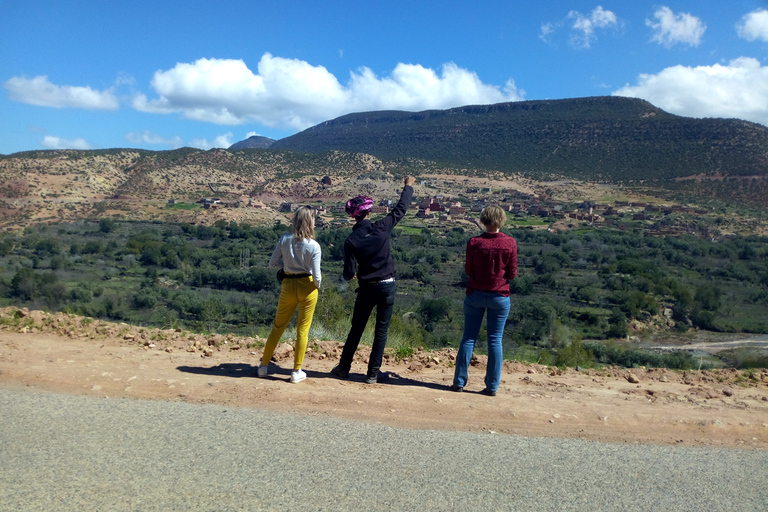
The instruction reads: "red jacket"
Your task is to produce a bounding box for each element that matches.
[465,232,518,296]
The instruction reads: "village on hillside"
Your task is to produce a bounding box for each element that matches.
[189,175,718,238]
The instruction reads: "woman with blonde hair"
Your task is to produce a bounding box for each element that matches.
[452,205,517,396]
[259,206,321,383]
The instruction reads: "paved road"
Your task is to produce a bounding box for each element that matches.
[2,388,767,511]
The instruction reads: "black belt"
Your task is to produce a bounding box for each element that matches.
[277,269,311,282]
[284,273,311,279]
[359,277,395,286]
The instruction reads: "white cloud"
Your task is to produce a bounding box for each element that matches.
[132,54,523,130]
[567,6,618,49]
[539,22,556,43]
[4,76,119,110]
[125,131,184,148]
[41,135,92,150]
[613,57,768,126]
[646,6,706,48]
[190,133,234,150]
[347,62,523,112]
[245,131,259,138]
[737,9,768,42]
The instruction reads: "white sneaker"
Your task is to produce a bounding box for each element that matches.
[257,365,268,378]
[290,370,307,383]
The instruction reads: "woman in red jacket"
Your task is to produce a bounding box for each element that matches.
[452,205,517,396]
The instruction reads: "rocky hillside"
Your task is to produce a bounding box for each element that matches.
[0,147,438,229]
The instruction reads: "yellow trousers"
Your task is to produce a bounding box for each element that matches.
[261,276,318,371]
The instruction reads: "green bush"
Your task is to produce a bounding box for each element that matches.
[555,337,593,368]
[584,342,703,370]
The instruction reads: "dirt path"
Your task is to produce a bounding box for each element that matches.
[1,308,767,449]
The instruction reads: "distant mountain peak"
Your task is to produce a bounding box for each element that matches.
[229,135,276,150]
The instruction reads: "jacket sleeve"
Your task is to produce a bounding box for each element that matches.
[268,235,284,269]
[342,238,357,281]
[377,185,413,232]
[464,239,475,280]
[505,239,518,280]
[311,242,322,289]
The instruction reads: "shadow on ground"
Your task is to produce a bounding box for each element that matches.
[175,365,450,391]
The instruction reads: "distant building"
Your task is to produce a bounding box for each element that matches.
[416,209,434,218]
[428,198,443,212]
[280,203,302,212]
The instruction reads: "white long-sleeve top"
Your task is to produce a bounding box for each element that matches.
[268,234,322,289]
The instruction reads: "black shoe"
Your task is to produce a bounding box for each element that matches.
[331,365,349,379]
[450,384,463,392]
[365,372,389,384]
[480,388,497,397]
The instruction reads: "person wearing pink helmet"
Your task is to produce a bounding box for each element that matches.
[332,175,416,384]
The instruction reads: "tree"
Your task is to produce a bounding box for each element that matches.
[695,283,721,311]
[606,308,627,339]
[10,268,37,301]
[419,297,451,331]
[510,274,534,295]
[99,218,116,233]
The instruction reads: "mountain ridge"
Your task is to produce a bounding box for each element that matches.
[270,96,768,182]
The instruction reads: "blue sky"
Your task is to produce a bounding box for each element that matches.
[2,1,767,154]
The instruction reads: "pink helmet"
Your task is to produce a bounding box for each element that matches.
[345,195,373,217]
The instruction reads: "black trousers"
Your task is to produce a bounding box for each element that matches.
[338,280,396,378]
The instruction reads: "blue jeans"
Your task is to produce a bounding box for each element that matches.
[453,291,511,392]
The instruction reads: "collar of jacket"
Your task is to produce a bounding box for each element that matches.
[352,219,372,230]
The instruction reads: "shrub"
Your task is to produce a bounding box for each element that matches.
[584,342,702,370]
[510,274,534,295]
[555,337,593,368]
[99,218,116,233]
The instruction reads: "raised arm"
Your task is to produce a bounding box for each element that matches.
[380,176,416,230]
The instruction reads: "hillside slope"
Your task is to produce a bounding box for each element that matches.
[0,147,410,227]
[271,97,768,191]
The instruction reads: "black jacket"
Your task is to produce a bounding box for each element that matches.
[343,185,414,283]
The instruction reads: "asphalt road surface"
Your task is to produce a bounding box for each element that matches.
[2,388,766,511]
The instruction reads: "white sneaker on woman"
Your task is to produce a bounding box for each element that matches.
[290,370,307,383]
[257,365,268,378]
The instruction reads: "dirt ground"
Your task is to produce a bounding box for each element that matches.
[1,307,767,449]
